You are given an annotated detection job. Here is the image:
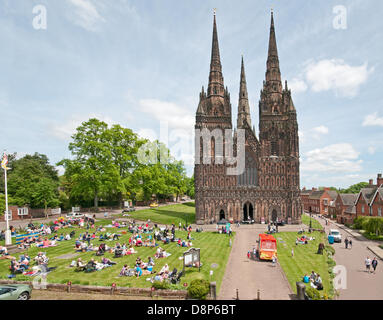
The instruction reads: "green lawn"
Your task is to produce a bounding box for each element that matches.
[0,217,232,294]
[276,231,334,299]
[301,214,323,230]
[125,202,196,226]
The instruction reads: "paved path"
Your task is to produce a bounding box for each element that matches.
[312,215,383,300]
[218,224,303,300]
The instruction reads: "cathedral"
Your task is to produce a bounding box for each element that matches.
[194,12,302,225]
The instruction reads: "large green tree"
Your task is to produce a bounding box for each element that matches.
[3,153,59,208]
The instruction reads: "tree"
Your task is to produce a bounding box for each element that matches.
[32,178,60,218]
[58,119,116,209]
[4,153,59,208]
[341,182,370,194]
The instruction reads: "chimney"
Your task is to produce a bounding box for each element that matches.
[378,173,383,187]
[369,179,374,186]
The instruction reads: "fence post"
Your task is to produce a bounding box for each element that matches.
[210,282,217,300]
[296,282,306,300]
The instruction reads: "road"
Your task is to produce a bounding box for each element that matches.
[218,224,303,300]
[313,215,383,300]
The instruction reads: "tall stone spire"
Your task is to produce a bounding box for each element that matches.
[265,10,282,99]
[237,56,251,128]
[207,12,225,98]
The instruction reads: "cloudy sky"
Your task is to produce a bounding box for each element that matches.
[0,0,382,188]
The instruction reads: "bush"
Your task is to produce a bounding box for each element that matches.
[187,279,210,300]
[152,280,171,290]
[353,216,368,230]
[306,287,321,300]
[327,258,336,268]
[325,245,335,256]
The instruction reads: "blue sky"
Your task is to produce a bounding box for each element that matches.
[0,0,382,189]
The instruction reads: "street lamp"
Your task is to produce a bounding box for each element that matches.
[309,209,312,232]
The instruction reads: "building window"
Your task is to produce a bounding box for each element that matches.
[271,141,278,156]
[378,207,382,217]
[361,205,365,214]
[17,208,29,216]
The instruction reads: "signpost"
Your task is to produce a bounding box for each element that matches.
[183,248,201,274]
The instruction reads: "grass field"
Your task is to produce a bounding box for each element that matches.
[276,230,334,298]
[301,214,323,230]
[125,202,196,225]
[0,216,232,294]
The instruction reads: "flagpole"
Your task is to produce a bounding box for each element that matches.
[2,153,11,246]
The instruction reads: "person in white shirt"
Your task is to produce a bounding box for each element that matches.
[365,257,372,273]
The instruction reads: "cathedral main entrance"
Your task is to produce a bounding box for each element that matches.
[272,209,278,222]
[219,210,225,220]
[243,202,254,221]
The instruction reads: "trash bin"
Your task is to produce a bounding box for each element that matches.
[328,235,334,244]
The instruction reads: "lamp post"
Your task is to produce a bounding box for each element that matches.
[309,209,312,232]
[2,152,11,245]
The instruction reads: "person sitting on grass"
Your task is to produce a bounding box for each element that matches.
[159,264,169,276]
[76,258,87,271]
[302,274,310,283]
[85,258,97,273]
[10,257,25,274]
[135,265,143,277]
[101,257,116,266]
[0,245,9,256]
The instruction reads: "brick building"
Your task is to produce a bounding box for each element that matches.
[355,174,383,218]
[302,188,338,216]
[335,194,358,224]
[0,206,31,222]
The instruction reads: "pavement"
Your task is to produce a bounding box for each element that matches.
[312,215,383,300]
[218,223,304,300]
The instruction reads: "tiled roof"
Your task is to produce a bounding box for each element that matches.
[360,186,378,204]
[344,205,356,215]
[339,194,358,206]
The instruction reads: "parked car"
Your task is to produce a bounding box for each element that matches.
[329,229,342,243]
[65,212,84,219]
[0,284,32,300]
[149,202,159,208]
[122,207,136,213]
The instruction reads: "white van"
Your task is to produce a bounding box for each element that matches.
[66,212,84,219]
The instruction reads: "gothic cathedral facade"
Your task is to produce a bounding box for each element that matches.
[194,12,302,224]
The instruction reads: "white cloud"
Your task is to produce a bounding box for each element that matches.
[301,143,362,173]
[368,146,376,155]
[51,114,117,141]
[363,112,383,127]
[312,125,329,135]
[304,59,374,97]
[68,0,105,31]
[288,78,308,93]
[138,99,194,131]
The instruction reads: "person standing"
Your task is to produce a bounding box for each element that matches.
[345,237,349,249]
[365,257,372,273]
[272,254,277,267]
[247,251,251,259]
[349,238,352,249]
[372,257,378,274]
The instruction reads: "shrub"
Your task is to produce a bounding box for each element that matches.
[327,258,336,268]
[187,279,210,300]
[353,216,369,230]
[152,280,171,290]
[325,245,335,256]
[306,287,321,300]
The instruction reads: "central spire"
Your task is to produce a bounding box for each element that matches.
[207,12,225,98]
[237,56,251,128]
[265,11,282,97]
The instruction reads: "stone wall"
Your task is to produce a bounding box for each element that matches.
[0,280,188,299]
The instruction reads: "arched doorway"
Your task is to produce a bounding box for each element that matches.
[243,202,254,221]
[219,210,225,220]
[272,209,278,223]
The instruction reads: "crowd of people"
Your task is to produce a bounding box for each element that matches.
[302,271,323,290]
